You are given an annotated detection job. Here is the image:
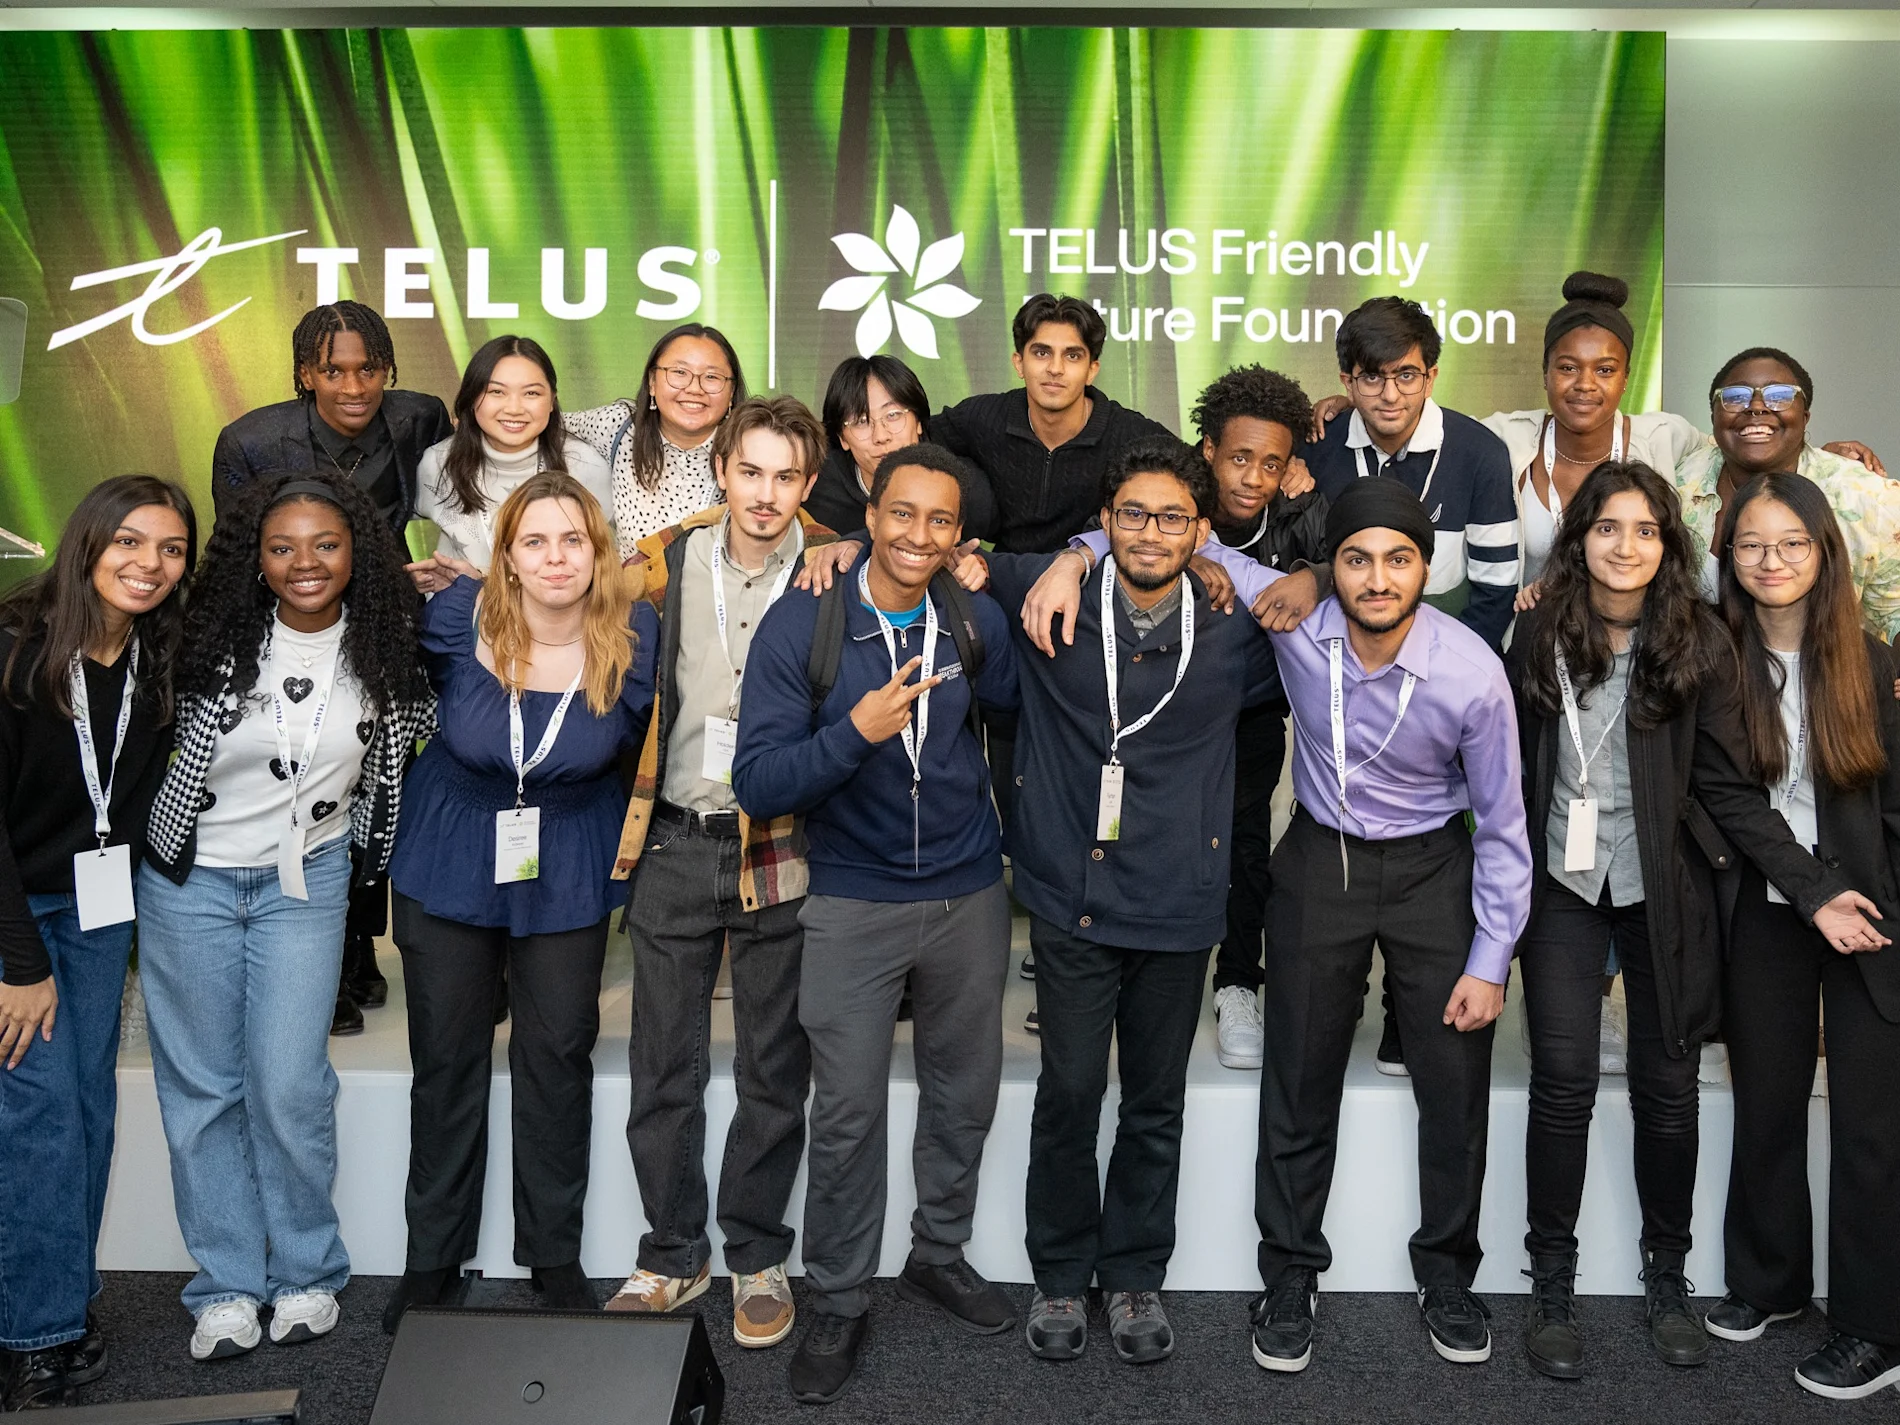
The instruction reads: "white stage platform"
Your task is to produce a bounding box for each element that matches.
[98,918,1831,1299]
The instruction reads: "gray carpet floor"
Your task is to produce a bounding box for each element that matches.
[66,1273,1899,1424]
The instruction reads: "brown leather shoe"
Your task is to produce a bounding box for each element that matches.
[732,1265,796,1348]
[603,1264,710,1313]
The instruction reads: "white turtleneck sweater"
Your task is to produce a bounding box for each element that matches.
[416,433,615,570]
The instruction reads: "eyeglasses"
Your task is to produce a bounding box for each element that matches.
[1351,366,1428,396]
[1715,383,1804,413]
[1730,536,1815,567]
[1112,506,1195,535]
[843,408,915,434]
[654,365,732,395]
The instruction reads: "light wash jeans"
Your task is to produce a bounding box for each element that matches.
[137,835,353,1315]
[0,895,132,1349]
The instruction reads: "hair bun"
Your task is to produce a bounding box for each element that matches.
[1561,271,1629,308]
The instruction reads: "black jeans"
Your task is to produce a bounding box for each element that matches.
[392,893,608,1271]
[1725,870,1900,1346]
[1255,809,1495,1288]
[1213,704,1287,994]
[1520,879,1699,1259]
[1025,917,1209,1295]
[624,811,808,1278]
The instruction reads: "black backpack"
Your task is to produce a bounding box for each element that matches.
[806,570,986,742]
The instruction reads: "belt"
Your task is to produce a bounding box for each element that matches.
[1293,803,1466,853]
[655,800,742,839]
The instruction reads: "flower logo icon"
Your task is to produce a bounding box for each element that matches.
[819,204,982,360]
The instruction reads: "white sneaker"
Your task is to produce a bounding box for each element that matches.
[190,1299,261,1360]
[1698,1040,1730,1086]
[268,1289,340,1345]
[1215,985,1265,1070]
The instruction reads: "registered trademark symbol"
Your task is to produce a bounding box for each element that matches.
[704,249,720,265]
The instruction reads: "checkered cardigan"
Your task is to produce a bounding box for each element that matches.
[613,503,836,910]
[145,655,435,886]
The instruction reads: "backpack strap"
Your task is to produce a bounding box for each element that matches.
[807,568,987,742]
[806,577,848,718]
[929,569,986,742]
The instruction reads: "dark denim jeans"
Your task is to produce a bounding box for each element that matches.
[0,895,133,1349]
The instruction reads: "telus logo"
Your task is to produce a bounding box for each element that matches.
[49,227,306,350]
[819,205,981,360]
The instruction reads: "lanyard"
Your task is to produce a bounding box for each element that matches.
[858,562,937,870]
[1553,649,1627,793]
[1228,510,1269,552]
[268,635,339,833]
[1327,637,1418,885]
[1779,672,1807,815]
[1355,441,1444,508]
[508,668,584,808]
[711,515,804,717]
[67,642,138,845]
[1538,416,1625,518]
[1099,557,1195,764]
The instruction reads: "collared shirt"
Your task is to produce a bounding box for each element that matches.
[308,406,400,529]
[1667,440,1900,640]
[1271,597,1531,983]
[661,519,799,815]
[1547,649,1643,908]
[1345,396,1446,468]
[1116,578,1184,640]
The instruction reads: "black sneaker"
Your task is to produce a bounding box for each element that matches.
[1375,1009,1407,1077]
[1641,1252,1709,1367]
[342,932,388,1008]
[1250,1269,1318,1372]
[1419,1284,1492,1363]
[1795,1332,1900,1400]
[1703,1292,1802,1343]
[1024,1007,1040,1035]
[1025,1292,1087,1361]
[0,1347,76,1411]
[788,1311,868,1405]
[58,1310,108,1386]
[330,991,364,1037]
[895,1254,1016,1334]
[1020,954,1036,981]
[1522,1254,1582,1380]
[1105,1291,1172,1364]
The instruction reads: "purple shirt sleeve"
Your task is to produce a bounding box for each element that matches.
[1070,530,1283,605]
[1458,667,1533,982]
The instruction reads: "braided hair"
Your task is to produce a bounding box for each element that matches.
[291,301,398,399]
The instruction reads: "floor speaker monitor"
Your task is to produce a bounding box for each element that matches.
[50,1390,300,1423]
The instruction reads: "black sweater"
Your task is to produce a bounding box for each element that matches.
[0,629,172,984]
[931,388,1173,553]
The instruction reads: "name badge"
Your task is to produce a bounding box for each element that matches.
[702,715,738,785]
[1563,797,1599,873]
[496,806,542,883]
[1097,763,1125,841]
[277,824,309,901]
[73,844,135,931]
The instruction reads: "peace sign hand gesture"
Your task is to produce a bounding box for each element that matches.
[849,655,941,743]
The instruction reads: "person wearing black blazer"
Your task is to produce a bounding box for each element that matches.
[1703,472,1900,1402]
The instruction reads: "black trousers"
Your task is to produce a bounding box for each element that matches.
[625,813,808,1278]
[1520,880,1698,1259]
[392,892,608,1271]
[1025,917,1209,1295]
[1255,809,1495,1287]
[1725,871,1900,1346]
[1213,705,1287,994]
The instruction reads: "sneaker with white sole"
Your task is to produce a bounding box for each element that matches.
[190,1300,261,1361]
[732,1265,796,1348]
[269,1290,339,1345]
[1214,985,1265,1070]
[604,1263,711,1314]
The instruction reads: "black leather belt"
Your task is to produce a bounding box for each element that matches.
[655,800,741,839]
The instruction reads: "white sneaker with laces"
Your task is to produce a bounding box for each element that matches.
[269,1290,339,1345]
[1215,985,1265,1070]
[190,1299,262,1360]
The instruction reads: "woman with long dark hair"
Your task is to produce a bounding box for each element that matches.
[566,323,746,555]
[412,335,613,585]
[381,472,656,1329]
[1705,474,1900,1400]
[1504,461,1859,1380]
[0,476,195,1410]
[138,472,432,1362]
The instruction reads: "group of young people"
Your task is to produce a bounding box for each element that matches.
[0,274,1895,1412]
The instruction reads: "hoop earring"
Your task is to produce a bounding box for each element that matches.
[257,571,268,586]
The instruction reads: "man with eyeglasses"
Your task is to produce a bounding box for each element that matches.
[980,437,1281,1367]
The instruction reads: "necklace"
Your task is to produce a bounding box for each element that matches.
[1553,428,1616,466]
[531,636,584,647]
[323,444,367,481]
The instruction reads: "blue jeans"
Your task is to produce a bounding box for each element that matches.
[0,896,132,1350]
[137,836,353,1315]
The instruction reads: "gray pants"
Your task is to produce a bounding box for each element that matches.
[797,883,1011,1318]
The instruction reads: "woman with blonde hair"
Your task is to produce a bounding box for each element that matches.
[383,472,658,1329]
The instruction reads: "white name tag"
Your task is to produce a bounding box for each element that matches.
[495,806,542,883]
[702,715,738,785]
[73,844,135,931]
[1097,763,1125,841]
[277,823,309,901]
[1563,797,1599,873]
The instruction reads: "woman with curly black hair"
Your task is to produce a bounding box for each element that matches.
[0,476,195,1411]
[138,472,432,1363]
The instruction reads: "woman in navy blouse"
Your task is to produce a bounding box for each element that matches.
[383,471,656,1329]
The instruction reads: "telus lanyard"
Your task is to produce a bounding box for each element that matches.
[1355,441,1444,509]
[1327,638,1417,887]
[710,515,804,717]
[68,642,138,845]
[1553,650,1628,793]
[859,561,938,871]
[508,668,584,807]
[268,630,340,902]
[1553,648,1628,875]
[1099,556,1195,762]
[1539,416,1626,519]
